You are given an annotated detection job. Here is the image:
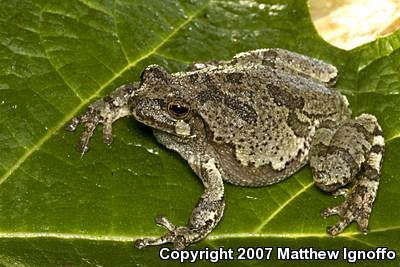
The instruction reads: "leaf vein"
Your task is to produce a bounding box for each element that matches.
[77,0,113,17]
[0,1,210,187]
[253,181,314,233]
[154,52,191,64]
[38,10,84,102]
[2,225,399,241]
[345,236,377,248]
[112,0,130,64]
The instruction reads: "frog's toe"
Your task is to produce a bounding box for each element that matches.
[65,117,80,132]
[321,205,342,218]
[134,238,147,249]
[323,201,356,235]
[322,200,353,235]
[135,216,202,250]
[76,122,98,153]
[134,226,192,250]
[66,100,120,152]
[102,120,114,145]
[325,208,370,236]
[155,214,176,231]
[357,217,369,233]
[134,235,180,249]
[134,234,172,249]
[323,193,371,236]
[326,217,352,236]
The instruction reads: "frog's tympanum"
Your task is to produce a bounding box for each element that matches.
[66,49,384,250]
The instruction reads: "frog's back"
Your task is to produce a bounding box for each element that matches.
[193,64,350,186]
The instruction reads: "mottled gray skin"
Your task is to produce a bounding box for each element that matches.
[66,48,384,250]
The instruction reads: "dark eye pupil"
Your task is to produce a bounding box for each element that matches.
[170,104,188,115]
[168,101,190,118]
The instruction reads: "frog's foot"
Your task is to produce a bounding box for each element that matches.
[65,105,110,153]
[65,84,135,153]
[135,215,199,250]
[321,178,376,235]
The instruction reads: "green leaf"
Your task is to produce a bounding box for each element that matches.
[0,0,399,266]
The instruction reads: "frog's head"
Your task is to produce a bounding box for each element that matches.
[131,65,198,137]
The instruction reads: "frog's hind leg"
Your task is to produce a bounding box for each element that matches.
[232,48,338,86]
[309,114,384,235]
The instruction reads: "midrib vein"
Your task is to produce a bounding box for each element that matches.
[0,2,209,186]
[1,226,398,241]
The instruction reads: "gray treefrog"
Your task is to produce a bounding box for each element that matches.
[66,48,384,250]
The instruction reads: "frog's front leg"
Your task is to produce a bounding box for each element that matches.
[310,114,384,235]
[135,157,225,250]
[65,83,139,152]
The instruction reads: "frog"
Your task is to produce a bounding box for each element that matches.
[65,48,384,250]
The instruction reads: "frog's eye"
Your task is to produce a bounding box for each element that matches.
[168,101,191,119]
